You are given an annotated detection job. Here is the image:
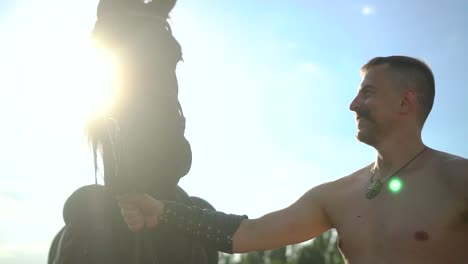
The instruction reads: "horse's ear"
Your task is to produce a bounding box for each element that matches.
[146,0,177,18]
[96,0,110,18]
[97,0,143,19]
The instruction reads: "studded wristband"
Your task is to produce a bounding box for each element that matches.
[160,201,248,253]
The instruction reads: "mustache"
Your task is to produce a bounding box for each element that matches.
[356,109,372,121]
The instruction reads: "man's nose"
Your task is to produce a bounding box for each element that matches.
[349,95,360,112]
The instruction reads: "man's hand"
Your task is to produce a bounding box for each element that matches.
[116,193,164,232]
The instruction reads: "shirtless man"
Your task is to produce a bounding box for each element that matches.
[117,56,468,264]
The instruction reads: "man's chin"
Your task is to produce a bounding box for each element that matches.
[355,130,374,146]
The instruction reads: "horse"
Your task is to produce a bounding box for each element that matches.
[48,1,218,263]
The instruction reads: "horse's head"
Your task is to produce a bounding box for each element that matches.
[89,0,188,199]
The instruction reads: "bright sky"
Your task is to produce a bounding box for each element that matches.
[1,0,467,263]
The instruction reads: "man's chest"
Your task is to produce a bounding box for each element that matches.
[331,172,468,262]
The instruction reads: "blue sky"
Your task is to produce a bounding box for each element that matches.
[0,0,467,263]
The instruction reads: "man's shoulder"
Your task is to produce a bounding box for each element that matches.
[314,164,374,225]
[431,148,467,160]
[430,149,468,199]
[430,148,468,171]
[303,164,373,198]
[329,163,374,187]
[312,163,374,206]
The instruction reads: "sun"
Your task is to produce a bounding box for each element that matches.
[56,38,119,124]
[3,5,119,132]
[21,32,119,130]
[69,39,120,122]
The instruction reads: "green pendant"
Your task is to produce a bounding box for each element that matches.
[366,179,383,199]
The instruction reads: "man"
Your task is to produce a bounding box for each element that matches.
[118,56,468,263]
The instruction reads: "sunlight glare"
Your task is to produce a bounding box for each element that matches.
[78,40,119,121]
[25,36,119,130]
[1,1,123,134]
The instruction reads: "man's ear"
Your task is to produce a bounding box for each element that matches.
[400,89,418,115]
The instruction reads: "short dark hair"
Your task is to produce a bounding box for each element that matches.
[361,56,435,126]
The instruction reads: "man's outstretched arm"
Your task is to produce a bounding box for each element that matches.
[232,184,334,252]
[117,182,334,254]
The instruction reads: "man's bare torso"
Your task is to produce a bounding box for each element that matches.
[326,149,468,264]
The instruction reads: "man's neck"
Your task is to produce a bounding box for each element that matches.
[373,133,426,178]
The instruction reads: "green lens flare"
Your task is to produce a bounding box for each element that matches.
[388,178,403,193]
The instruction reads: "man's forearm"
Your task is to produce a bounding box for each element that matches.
[232,219,270,253]
[232,210,295,253]
[160,201,248,253]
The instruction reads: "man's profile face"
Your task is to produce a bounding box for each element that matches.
[349,64,402,146]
